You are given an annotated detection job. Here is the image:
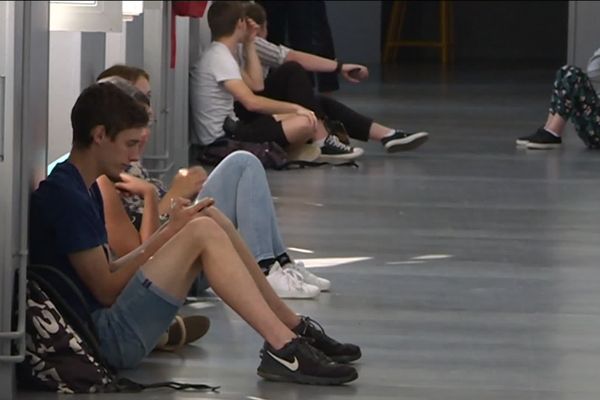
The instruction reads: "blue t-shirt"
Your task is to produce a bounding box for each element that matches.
[29,161,108,319]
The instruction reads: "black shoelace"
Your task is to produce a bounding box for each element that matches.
[295,337,333,365]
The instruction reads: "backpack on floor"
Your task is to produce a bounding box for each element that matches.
[194,138,292,170]
[193,138,358,170]
[16,264,219,394]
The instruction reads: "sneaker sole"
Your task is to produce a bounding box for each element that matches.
[329,352,362,363]
[318,147,364,161]
[257,369,358,385]
[526,142,561,149]
[515,139,529,146]
[273,290,320,299]
[385,133,429,153]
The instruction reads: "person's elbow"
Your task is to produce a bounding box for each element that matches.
[94,287,119,307]
[249,80,264,92]
[91,276,123,307]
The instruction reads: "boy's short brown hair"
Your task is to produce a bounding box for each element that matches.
[207,1,245,40]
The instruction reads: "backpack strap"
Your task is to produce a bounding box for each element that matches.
[112,377,220,393]
[277,160,360,170]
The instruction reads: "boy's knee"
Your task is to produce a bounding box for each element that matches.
[187,216,228,243]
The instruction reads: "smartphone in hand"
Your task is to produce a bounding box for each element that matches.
[348,68,363,79]
[193,196,215,211]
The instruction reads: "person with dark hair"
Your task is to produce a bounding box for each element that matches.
[29,81,360,385]
[517,49,600,149]
[238,1,429,153]
[189,0,363,161]
[97,67,329,299]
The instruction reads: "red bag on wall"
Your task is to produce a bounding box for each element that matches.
[171,1,209,68]
[173,1,208,17]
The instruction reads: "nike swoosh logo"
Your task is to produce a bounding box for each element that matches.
[267,351,299,371]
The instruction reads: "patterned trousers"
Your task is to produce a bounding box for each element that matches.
[550,65,600,148]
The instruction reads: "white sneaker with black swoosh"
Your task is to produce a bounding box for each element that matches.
[257,337,358,385]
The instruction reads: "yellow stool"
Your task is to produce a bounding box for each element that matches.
[383,0,454,65]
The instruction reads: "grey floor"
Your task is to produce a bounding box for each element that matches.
[22,63,600,399]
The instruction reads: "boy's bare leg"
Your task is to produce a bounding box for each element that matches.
[201,206,301,330]
[141,217,295,349]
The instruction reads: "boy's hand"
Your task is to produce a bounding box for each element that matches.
[115,173,156,199]
[341,64,369,83]
[244,17,260,43]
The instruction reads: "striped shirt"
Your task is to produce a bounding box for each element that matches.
[252,37,292,79]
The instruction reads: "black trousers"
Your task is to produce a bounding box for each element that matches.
[259,0,339,93]
[235,62,372,141]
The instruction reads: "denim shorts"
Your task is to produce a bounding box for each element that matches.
[91,270,183,369]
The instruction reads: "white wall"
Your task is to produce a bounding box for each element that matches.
[106,23,127,68]
[568,1,600,68]
[48,31,81,163]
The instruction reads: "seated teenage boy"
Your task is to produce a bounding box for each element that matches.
[28,81,360,385]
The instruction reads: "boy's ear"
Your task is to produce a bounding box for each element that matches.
[90,125,106,145]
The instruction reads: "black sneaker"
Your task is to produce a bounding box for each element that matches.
[293,316,362,363]
[320,134,363,160]
[381,130,429,152]
[324,119,351,145]
[257,337,358,385]
[516,127,562,149]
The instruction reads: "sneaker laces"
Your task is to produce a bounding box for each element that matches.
[301,316,325,336]
[288,260,309,276]
[325,134,353,152]
[294,337,333,364]
[281,267,309,291]
[300,316,342,348]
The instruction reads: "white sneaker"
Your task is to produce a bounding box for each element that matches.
[282,261,331,292]
[266,262,320,299]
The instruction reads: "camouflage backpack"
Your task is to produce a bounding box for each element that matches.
[17,265,218,394]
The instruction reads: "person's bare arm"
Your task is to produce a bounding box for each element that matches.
[97,175,144,257]
[223,79,316,127]
[68,222,176,306]
[240,18,264,92]
[285,49,369,82]
[68,198,214,307]
[159,167,207,215]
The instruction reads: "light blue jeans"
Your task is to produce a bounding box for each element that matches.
[198,151,287,262]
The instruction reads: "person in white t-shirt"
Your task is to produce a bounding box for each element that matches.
[189,1,362,161]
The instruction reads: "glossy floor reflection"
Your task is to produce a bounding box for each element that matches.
[21,63,600,399]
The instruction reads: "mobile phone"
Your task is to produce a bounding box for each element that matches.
[193,197,214,210]
[348,68,362,79]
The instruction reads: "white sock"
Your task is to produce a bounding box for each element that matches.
[314,138,326,147]
[382,129,396,138]
[544,127,561,137]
